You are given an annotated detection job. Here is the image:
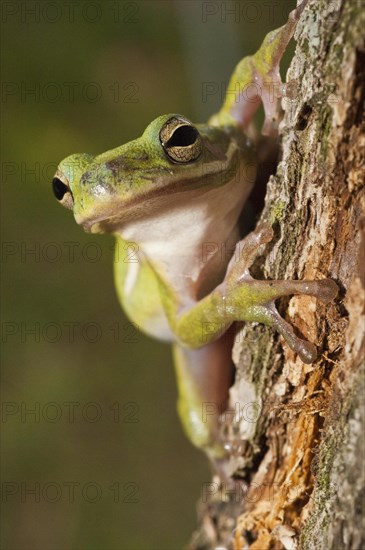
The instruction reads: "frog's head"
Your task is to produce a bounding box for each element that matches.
[52,114,249,233]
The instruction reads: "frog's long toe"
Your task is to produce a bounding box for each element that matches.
[250,278,339,305]
[266,303,317,364]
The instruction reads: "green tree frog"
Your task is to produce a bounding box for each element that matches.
[52,1,337,469]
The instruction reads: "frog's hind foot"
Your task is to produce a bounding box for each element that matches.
[223,224,338,364]
[262,279,337,363]
[247,280,337,363]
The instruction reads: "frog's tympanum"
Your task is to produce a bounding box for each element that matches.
[53,1,337,472]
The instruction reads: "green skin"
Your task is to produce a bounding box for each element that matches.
[53,1,337,466]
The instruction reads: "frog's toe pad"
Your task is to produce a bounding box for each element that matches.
[315,279,339,304]
[294,338,317,364]
[256,223,274,244]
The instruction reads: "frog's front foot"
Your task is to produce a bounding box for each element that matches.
[219,224,338,364]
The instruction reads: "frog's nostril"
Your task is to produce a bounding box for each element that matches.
[52,177,69,200]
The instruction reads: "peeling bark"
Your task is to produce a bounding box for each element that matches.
[190,1,365,548]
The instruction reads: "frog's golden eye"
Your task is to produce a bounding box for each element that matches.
[52,171,74,210]
[160,116,202,163]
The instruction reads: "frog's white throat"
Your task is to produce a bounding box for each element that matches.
[118,175,250,300]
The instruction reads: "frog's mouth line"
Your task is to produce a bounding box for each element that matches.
[75,178,218,233]
[76,146,246,233]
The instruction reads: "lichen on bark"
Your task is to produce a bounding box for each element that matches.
[190,1,365,548]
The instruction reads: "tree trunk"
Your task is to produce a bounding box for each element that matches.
[190,1,365,548]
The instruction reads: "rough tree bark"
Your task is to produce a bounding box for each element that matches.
[190,1,364,548]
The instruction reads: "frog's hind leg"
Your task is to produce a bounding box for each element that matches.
[173,332,234,462]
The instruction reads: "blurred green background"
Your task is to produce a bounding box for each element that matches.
[1,1,295,548]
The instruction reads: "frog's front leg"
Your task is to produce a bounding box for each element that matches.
[165,225,337,365]
[209,0,309,134]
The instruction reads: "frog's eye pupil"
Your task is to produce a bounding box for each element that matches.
[52,177,69,200]
[160,116,203,163]
[168,125,199,147]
